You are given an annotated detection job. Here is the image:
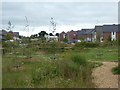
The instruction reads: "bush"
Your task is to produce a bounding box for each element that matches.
[71,53,87,66]
[58,52,88,78]
[112,66,120,75]
[41,42,66,53]
[100,41,118,47]
[55,52,94,87]
[31,63,59,85]
[75,42,99,48]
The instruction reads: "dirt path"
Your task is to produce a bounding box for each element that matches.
[92,61,118,88]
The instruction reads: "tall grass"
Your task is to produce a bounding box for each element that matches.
[29,52,94,88]
[71,53,87,66]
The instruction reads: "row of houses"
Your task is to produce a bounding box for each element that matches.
[1,24,119,43]
[59,24,119,43]
[0,29,20,41]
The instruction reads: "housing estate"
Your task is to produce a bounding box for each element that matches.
[0,29,20,41]
[59,24,119,43]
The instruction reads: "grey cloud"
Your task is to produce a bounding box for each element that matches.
[1,2,118,29]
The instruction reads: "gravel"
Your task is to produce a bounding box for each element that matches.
[92,61,119,88]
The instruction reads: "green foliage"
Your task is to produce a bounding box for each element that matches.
[71,53,87,66]
[5,33,13,40]
[107,35,111,42]
[41,42,65,53]
[31,63,59,85]
[100,40,118,47]
[112,66,120,75]
[63,38,68,43]
[3,39,118,88]
[75,42,99,48]
[2,41,19,54]
[96,32,101,43]
[21,37,30,44]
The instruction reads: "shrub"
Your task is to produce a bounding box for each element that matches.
[75,42,99,48]
[58,52,88,78]
[112,66,120,75]
[31,63,59,85]
[71,53,87,66]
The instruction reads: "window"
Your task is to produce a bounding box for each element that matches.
[113,32,114,35]
[73,34,76,36]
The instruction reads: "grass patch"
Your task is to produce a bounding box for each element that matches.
[2,41,118,88]
[112,66,120,75]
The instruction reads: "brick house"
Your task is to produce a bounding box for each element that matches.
[95,24,119,42]
[95,26,103,42]
[0,29,20,41]
[102,24,118,42]
[59,31,66,42]
[59,24,119,43]
[77,29,95,42]
[66,30,77,43]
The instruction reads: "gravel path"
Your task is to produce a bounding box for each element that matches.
[92,61,119,88]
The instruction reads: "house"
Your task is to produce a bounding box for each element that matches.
[45,35,58,42]
[95,26,103,42]
[0,29,7,41]
[102,24,118,42]
[95,24,119,42]
[59,24,119,43]
[66,30,77,43]
[0,29,20,42]
[59,31,66,42]
[13,32,20,40]
[77,29,95,42]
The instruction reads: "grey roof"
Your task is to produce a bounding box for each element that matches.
[95,24,119,33]
[76,29,95,37]
[102,24,118,32]
[95,26,103,32]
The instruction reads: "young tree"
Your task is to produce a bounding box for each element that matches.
[5,33,13,40]
[50,17,57,60]
[50,17,56,35]
[7,21,14,31]
[96,32,101,43]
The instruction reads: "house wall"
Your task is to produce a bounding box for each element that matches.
[59,32,66,41]
[111,32,116,41]
[66,31,77,42]
[103,32,120,42]
[86,34,93,42]
[103,32,111,42]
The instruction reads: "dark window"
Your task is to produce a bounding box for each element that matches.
[113,32,114,35]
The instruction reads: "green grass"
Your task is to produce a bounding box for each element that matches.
[112,66,120,75]
[2,50,94,88]
[2,43,118,88]
[77,47,118,62]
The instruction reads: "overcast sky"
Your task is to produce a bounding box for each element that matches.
[1,1,118,36]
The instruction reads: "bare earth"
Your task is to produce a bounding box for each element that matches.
[92,61,118,88]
